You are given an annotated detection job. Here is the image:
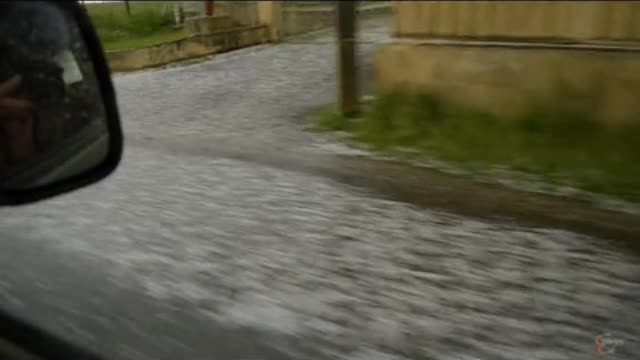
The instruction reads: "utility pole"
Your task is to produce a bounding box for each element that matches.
[174,2,185,25]
[337,1,358,117]
[205,1,215,17]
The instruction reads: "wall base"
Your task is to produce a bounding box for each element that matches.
[375,40,640,126]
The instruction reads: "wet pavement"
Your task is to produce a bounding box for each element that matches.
[1,18,639,360]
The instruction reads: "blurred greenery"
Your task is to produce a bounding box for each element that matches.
[84,1,186,51]
[314,92,640,202]
[84,1,388,50]
[283,1,389,8]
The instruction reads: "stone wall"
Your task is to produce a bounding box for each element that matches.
[106,25,269,72]
[282,3,391,37]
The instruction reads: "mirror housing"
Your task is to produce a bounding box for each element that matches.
[0,1,123,205]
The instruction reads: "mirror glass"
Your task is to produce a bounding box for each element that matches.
[0,1,110,190]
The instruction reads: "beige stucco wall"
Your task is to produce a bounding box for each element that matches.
[376,42,640,126]
[106,25,268,72]
[393,1,640,42]
[378,1,640,126]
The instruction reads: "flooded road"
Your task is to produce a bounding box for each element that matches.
[0,18,639,360]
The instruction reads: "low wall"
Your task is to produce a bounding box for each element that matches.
[375,41,640,126]
[282,7,333,36]
[106,25,269,72]
[282,3,391,37]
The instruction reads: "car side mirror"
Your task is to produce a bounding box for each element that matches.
[0,1,123,205]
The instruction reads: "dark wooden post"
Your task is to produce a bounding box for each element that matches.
[337,1,358,117]
[124,0,131,15]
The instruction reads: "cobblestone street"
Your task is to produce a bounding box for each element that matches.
[0,18,638,360]
[115,18,389,153]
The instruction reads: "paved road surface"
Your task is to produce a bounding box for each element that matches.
[1,19,639,360]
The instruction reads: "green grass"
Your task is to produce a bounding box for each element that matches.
[100,29,187,51]
[84,1,187,51]
[315,107,352,131]
[314,92,640,202]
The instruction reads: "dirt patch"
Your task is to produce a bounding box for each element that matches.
[328,155,640,252]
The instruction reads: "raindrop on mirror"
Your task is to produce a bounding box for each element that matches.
[0,1,110,190]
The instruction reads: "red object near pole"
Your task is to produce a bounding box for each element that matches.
[205,1,214,16]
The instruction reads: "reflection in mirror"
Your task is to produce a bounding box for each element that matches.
[0,1,109,190]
